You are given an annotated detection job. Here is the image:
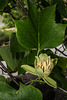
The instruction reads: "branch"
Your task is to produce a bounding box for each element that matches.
[0,67,7,73]
[55,47,67,57]
[0,61,19,87]
[16,0,28,15]
[4,9,18,20]
[8,12,18,20]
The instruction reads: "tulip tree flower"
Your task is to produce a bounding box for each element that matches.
[34,53,57,77]
[21,53,58,89]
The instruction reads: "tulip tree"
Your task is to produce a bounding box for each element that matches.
[0,0,67,99]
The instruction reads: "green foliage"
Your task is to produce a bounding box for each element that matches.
[0,75,6,82]
[0,29,14,46]
[0,31,9,44]
[43,77,57,89]
[57,57,67,75]
[15,2,66,51]
[22,50,37,65]
[52,0,67,17]
[0,0,67,99]
[0,0,8,11]
[0,82,16,93]
[21,65,36,75]
[0,45,19,71]
[53,68,67,90]
[2,13,15,28]
[10,32,27,56]
[1,0,26,28]
[0,82,42,100]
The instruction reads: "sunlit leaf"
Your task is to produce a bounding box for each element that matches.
[42,77,57,89]
[21,65,36,75]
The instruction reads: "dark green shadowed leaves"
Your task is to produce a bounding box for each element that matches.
[0,0,8,11]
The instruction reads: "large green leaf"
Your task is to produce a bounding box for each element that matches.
[0,82,16,93]
[22,50,37,65]
[0,45,18,71]
[15,1,66,51]
[0,75,6,82]
[0,83,43,100]
[0,0,8,11]
[10,32,27,56]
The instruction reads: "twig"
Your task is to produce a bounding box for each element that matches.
[8,12,18,20]
[58,87,67,94]
[3,7,18,20]
[0,61,19,87]
[16,0,28,15]
[55,47,67,57]
[0,67,7,73]
[11,5,17,9]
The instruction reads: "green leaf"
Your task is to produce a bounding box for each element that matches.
[0,82,16,93]
[15,1,66,51]
[10,32,27,56]
[57,57,67,75]
[19,50,37,74]
[53,0,67,17]
[22,50,37,65]
[51,67,67,91]
[0,75,6,82]
[0,45,18,71]
[0,0,8,11]
[51,53,67,75]
[0,83,43,100]
[42,77,57,89]
[0,55,3,61]
[17,83,43,100]
[18,50,36,75]
[21,65,37,75]
[18,67,26,75]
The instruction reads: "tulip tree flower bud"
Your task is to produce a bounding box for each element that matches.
[34,53,58,77]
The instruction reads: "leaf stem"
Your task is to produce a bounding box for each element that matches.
[25,78,45,85]
[37,32,40,56]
